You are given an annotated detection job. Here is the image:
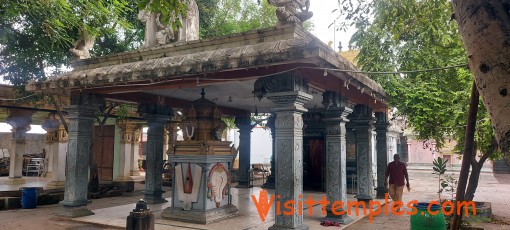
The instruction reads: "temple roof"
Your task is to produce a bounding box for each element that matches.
[26,23,388,113]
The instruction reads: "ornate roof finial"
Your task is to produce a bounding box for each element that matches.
[201,88,205,99]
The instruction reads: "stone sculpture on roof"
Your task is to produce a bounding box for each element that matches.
[69,31,95,60]
[268,0,313,25]
[138,0,199,48]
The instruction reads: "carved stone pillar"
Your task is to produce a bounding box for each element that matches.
[117,120,140,181]
[235,114,254,188]
[262,114,276,189]
[42,115,61,178]
[255,72,312,230]
[348,104,377,202]
[6,110,34,184]
[48,125,68,187]
[138,103,172,204]
[58,93,102,217]
[131,128,142,176]
[44,132,55,178]
[322,92,354,224]
[375,112,390,198]
[163,128,169,161]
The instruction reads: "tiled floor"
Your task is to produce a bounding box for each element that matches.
[74,187,380,230]
[1,171,510,229]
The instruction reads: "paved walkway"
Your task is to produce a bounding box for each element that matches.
[346,171,510,230]
[0,171,509,229]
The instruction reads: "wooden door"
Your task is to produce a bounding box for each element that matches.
[93,125,115,181]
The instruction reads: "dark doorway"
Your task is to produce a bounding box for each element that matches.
[93,125,115,181]
[303,137,325,191]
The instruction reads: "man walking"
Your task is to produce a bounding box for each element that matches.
[384,154,410,203]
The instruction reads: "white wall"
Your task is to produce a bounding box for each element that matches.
[227,126,273,166]
[250,127,272,164]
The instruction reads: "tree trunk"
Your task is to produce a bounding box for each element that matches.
[465,138,497,201]
[451,82,479,230]
[452,0,510,151]
[464,164,481,201]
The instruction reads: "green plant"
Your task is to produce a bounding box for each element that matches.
[433,157,448,202]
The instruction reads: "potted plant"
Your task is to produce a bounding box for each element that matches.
[410,157,448,230]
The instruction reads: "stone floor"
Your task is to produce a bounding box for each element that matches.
[0,171,509,229]
[345,171,510,230]
[73,184,378,230]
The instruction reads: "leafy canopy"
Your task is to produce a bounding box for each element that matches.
[336,0,498,157]
[0,0,282,87]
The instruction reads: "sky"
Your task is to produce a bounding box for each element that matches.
[309,0,356,52]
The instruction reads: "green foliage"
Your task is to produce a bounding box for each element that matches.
[221,116,237,129]
[433,157,456,203]
[201,0,278,38]
[1,0,282,87]
[138,0,187,30]
[337,0,501,159]
[0,0,143,86]
[433,157,448,175]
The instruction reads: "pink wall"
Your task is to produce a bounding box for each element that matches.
[407,139,461,164]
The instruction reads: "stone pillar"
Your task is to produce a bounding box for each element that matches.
[44,132,54,177]
[375,112,390,199]
[254,72,312,230]
[131,128,142,176]
[48,125,68,187]
[322,92,354,224]
[163,128,169,161]
[262,114,276,189]
[42,115,61,178]
[348,104,376,202]
[117,120,140,181]
[58,93,102,217]
[407,140,412,163]
[6,110,34,184]
[235,114,254,188]
[138,103,172,204]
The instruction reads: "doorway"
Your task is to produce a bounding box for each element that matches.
[93,125,115,181]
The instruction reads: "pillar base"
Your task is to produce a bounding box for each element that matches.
[7,177,25,185]
[375,187,389,199]
[144,191,167,204]
[235,180,252,188]
[324,211,353,224]
[356,194,374,203]
[162,204,239,224]
[47,181,66,188]
[57,205,94,218]
[269,224,309,230]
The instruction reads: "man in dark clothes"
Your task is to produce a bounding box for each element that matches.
[384,154,410,203]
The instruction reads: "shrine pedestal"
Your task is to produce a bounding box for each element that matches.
[161,154,238,224]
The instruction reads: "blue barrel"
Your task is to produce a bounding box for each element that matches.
[21,187,38,209]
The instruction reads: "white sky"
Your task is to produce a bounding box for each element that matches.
[309,0,355,51]
[0,123,47,134]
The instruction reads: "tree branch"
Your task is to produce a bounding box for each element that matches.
[50,95,69,133]
[451,81,479,230]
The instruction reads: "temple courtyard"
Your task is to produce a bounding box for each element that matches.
[1,170,509,230]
